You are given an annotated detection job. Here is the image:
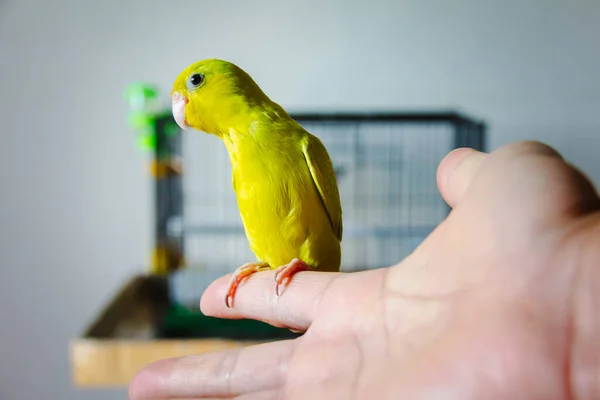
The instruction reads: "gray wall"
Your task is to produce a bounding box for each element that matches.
[0,0,598,399]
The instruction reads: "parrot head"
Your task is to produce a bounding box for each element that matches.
[171,58,272,135]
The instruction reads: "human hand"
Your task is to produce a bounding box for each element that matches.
[129,141,600,399]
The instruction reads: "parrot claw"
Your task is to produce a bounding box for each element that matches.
[274,258,309,296]
[225,261,269,308]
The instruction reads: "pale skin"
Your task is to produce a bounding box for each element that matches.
[129,141,600,399]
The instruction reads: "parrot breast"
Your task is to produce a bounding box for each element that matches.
[226,131,341,273]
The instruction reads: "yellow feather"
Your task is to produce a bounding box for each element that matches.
[171,59,342,273]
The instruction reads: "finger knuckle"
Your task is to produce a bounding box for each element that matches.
[500,140,563,160]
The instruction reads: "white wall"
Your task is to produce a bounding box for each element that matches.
[0,0,598,398]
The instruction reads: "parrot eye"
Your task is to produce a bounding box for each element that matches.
[186,73,205,90]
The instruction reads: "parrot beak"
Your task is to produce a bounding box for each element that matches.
[172,91,188,131]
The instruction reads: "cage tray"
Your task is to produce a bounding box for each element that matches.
[160,303,299,340]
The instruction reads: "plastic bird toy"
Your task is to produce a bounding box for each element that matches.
[171,59,343,307]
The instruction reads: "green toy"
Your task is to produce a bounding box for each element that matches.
[125,83,179,154]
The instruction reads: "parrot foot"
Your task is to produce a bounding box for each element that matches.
[274,258,309,296]
[226,261,270,308]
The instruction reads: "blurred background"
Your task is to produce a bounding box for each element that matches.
[0,0,599,398]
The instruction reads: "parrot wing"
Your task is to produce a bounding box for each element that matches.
[302,134,343,242]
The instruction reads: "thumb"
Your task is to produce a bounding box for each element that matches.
[437,147,487,208]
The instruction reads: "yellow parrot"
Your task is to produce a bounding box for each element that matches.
[171,59,343,307]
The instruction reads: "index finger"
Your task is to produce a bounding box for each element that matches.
[200,269,342,331]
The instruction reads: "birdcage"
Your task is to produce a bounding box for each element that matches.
[159,112,486,306]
